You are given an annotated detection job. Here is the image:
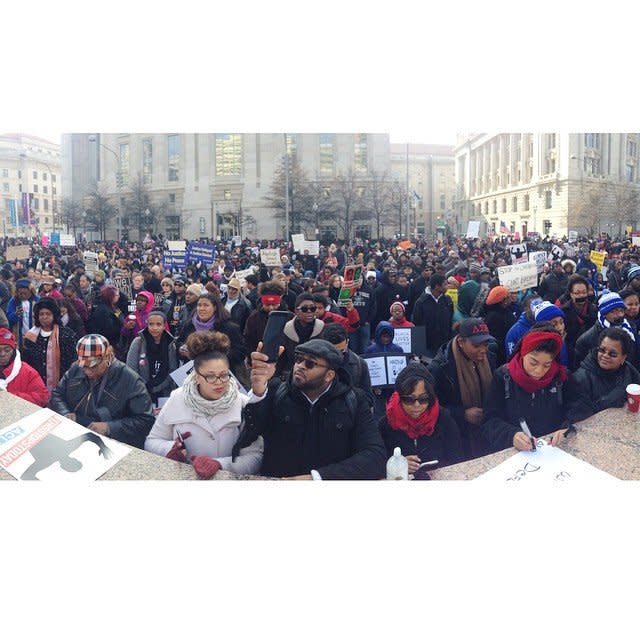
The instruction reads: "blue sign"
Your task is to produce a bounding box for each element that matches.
[165,250,187,269]
[50,232,60,245]
[186,242,216,265]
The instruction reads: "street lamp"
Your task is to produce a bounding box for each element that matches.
[88,134,122,241]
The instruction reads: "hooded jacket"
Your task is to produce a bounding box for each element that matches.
[240,368,387,479]
[365,321,404,354]
[504,311,534,358]
[279,317,325,375]
[126,327,179,398]
[565,349,640,423]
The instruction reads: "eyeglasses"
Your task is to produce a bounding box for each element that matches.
[196,370,230,384]
[294,354,329,370]
[400,393,430,405]
[297,306,316,313]
[597,347,620,358]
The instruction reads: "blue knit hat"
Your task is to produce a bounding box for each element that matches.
[533,300,565,322]
[598,292,625,316]
[627,265,640,282]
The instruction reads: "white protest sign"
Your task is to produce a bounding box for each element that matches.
[301,240,320,255]
[169,360,195,387]
[83,251,98,276]
[498,262,538,292]
[232,235,242,245]
[633,237,640,247]
[392,328,412,354]
[528,251,548,274]
[234,267,256,286]
[508,243,528,264]
[363,356,387,387]
[475,440,618,483]
[466,220,481,238]
[0,408,130,481]
[551,244,565,259]
[59,233,76,247]
[167,240,186,251]
[260,249,281,266]
[386,355,408,385]
[291,234,305,251]
[568,230,578,243]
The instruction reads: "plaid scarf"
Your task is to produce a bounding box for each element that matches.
[24,324,61,395]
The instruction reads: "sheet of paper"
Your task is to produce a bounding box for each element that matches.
[392,328,412,353]
[0,408,130,481]
[386,355,408,385]
[364,356,387,386]
[475,440,619,483]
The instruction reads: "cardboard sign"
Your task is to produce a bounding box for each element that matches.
[363,354,409,388]
[508,243,528,264]
[590,250,607,273]
[260,249,281,266]
[0,408,130,481]
[466,220,480,238]
[234,267,256,287]
[528,251,548,274]
[5,244,30,261]
[497,262,538,292]
[83,251,98,276]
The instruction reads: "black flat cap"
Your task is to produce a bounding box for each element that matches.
[295,339,343,370]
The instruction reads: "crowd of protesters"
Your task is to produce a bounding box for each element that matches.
[1,228,639,479]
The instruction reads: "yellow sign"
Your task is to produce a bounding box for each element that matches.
[590,250,607,273]
[627,226,633,235]
[446,287,459,308]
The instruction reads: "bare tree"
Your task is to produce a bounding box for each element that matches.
[123,175,162,240]
[609,183,640,237]
[60,198,84,236]
[366,170,396,240]
[571,181,608,237]
[85,182,117,241]
[324,169,369,242]
[389,179,408,238]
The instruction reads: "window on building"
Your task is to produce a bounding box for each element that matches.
[585,133,600,148]
[492,200,497,214]
[42,173,47,181]
[354,134,368,174]
[547,133,556,148]
[524,194,529,211]
[319,133,334,175]
[45,217,49,224]
[546,157,556,174]
[51,174,56,183]
[543,220,552,234]
[585,157,601,175]
[18,183,22,192]
[168,134,180,181]
[2,169,8,178]
[214,134,242,177]
[33,184,38,193]
[18,170,21,179]
[43,199,48,212]
[52,187,56,195]
[502,198,507,213]
[224,189,231,200]
[627,140,637,157]
[545,190,552,209]
[143,138,153,185]
[33,171,38,180]
[2,183,8,192]
[440,194,446,209]
[52,199,57,212]
[286,134,298,161]
[169,193,176,204]
[33,198,39,210]
[43,185,48,194]
[119,142,130,186]
[484,202,489,215]
[626,164,635,183]
[512,196,518,212]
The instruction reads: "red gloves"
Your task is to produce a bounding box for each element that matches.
[166,431,192,462]
[190,455,222,479]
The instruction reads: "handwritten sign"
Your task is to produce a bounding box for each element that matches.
[291,234,305,251]
[568,230,578,243]
[466,220,480,238]
[260,249,280,267]
[590,250,607,273]
[300,240,320,255]
[59,233,76,247]
[5,245,30,261]
[392,328,412,353]
[83,251,98,276]
[363,354,409,387]
[528,251,548,274]
[475,440,618,483]
[167,240,186,251]
[234,266,256,286]
[497,262,538,292]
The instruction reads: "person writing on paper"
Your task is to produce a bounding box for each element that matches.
[481,323,570,452]
[145,331,266,478]
[126,310,178,406]
[565,327,640,422]
[379,363,463,474]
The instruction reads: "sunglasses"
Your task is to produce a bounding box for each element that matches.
[597,347,620,358]
[399,393,430,405]
[297,306,316,313]
[294,354,329,370]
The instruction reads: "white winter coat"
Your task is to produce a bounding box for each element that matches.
[144,386,264,475]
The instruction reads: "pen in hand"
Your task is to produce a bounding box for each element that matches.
[519,419,536,451]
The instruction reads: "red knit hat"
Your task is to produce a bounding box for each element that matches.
[0,328,16,349]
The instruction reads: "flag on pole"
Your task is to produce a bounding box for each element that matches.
[21,193,31,225]
[9,199,18,227]
[500,220,508,233]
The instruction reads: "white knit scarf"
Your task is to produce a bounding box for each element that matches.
[182,370,238,418]
[0,350,23,391]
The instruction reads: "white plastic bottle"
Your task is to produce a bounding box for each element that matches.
[386,447,409,480]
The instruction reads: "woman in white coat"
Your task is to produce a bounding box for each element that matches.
[145,330,266,479]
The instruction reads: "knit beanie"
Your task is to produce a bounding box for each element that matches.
[626,265,640,282]
[390,301,405,314]
[366,270,377,280]
[598,292,625,316]
[485,285,509,305]
[533,300,565,322]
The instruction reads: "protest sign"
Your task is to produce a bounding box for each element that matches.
[291,234,305,251]
[154,293,165,308]
[260,248,281,266]
[466,220,480,238]
[391,327,427,356]
[301,240,320,255]
[528,251,548,274]
[363,354,409,387]
[164,250,187,269]
[633,237,640,247]
[167,240,186,251]
[231,235,242,245]
[551,244,564,259]
[392,328,412,353]
[83,251,98,276]
[187,242,216,265]
[475,439,618,483]
[0,408,130,481]
[590,250,607,273]
[497,262,538,292]
[234,266,256,286]
[59,233,76,247]
[568,230,578,243]
[364,356,387,387]
[508,243,528,264]
[112,275,133,300]
[337,265,363,306]
[50,232,60,245]
[6,245,30,261]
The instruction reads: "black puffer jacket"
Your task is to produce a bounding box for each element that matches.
[239,370,387,479]
[481,364,567,452]
[565,350,640,423]
[49,360,154,449]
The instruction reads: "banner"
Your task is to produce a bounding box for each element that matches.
[21,193,31,226]
[8,199,18,227]
[260,248,281,266]
[590,250,607,273]
[528,251,548,274]
[164,250,187,269]
[466,220,480,238]
[497,262,538,292]
[6,245,30,261]
[186,242,216,265]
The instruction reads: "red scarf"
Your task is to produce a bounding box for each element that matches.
[506,353,567,394]
[386,392,440,439]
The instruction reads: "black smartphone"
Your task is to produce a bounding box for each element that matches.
[261,311,290,362]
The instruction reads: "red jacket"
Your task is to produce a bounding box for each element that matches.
[2,358,49,407]
[320,307,360,333]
